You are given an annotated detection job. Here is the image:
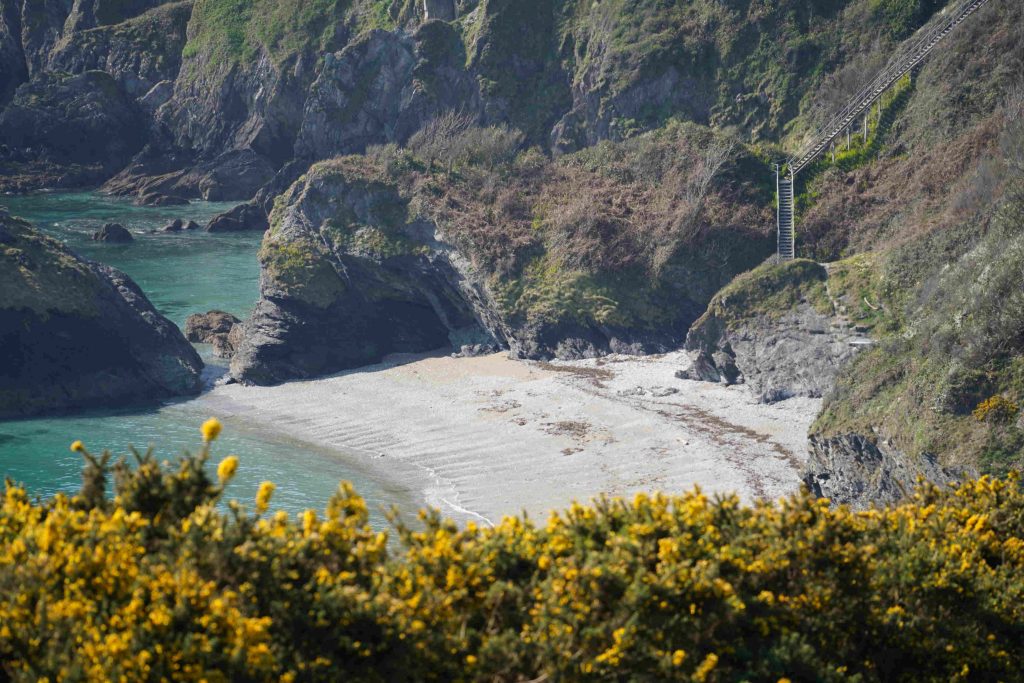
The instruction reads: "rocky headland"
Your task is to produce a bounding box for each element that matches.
[0,210,203,419]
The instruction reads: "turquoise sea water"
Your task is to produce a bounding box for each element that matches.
[0,192,418,526]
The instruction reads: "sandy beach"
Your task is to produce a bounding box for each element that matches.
[203,351,821,525]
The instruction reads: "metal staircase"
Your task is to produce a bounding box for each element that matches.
[775,0,994,259]
[777,170,795,260]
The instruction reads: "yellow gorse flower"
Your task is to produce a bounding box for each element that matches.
[4,421,1024,681]
[201,418,222,443]
[217,455,239,483]
[70,440,85,453]
[255,482,276,514]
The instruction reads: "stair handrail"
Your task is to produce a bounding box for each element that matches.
[787,0,992,175]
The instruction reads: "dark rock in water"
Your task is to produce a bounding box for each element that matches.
[206,203,268,232]
[0,213,203,419]
[184,220,200,231]
[104,148,277,203]
[92,223,133,243]
[184,310,241,343]
[185,310,244,360]
[138,192,189,207]
[161,218,183,232]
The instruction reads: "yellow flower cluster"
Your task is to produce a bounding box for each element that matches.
[973,395,1020,422]
[2,427,1024,681]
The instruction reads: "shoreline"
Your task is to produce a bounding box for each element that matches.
[202,350,822,525]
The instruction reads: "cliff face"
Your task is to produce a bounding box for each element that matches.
[679,259,869,403]
[1,0,939,198]
[0,211,203,419]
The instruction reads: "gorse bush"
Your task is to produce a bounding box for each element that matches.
[2,422,1024,681]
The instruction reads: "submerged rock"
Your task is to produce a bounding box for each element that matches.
[139,192,189,207]
[92,223,133,242]
[160,218,183,232]
[0,213,202,419]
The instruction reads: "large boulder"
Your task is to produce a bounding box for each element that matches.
[230,160,487,385]
[185,310,242,359]
[92,223,133,242]
[206,203,268,232]
[184,310,240,343]
[0,211,203,419]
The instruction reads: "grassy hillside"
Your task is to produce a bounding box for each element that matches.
[796,0,1024,475]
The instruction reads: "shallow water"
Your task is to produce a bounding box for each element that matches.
[0,192,419,526]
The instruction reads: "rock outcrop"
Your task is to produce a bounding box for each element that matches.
[231,126,771,385]
[294,23,482,162]
[679,259,869,402]
[0,3,27,106]
[0,71,146,190]
[0,211,202,419]
[230,162,489,385]
[46,1,192,99]
[804,433,966,509]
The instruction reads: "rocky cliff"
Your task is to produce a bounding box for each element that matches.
[0,210,203,419]
[231,122,772,384]
[1,0,941,199]
[679,259,869,403]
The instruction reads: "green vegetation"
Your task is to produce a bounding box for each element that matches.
[794,73,915,216]
[813,113,1024,472]
[869,0,945,39]
[699,259,832,328]
[3,428,1024,680]
[0,215,102,318]
[259,238,347,309]
[182,0,348,66]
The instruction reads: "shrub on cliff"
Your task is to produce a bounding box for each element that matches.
[2,422,1024,681]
